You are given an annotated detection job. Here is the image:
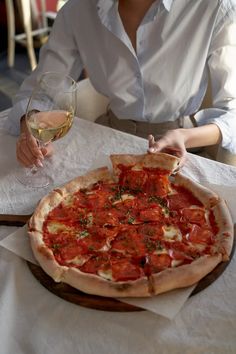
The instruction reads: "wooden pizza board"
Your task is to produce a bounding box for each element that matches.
[27,226,235,312]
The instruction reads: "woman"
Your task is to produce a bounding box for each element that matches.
[7,0,236,168]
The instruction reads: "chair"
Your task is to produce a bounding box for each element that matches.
[5,0,52,70]
[76,78,108,122]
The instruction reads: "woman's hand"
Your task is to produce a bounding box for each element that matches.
[147,129,187,168]
[147,123,222,169]
[16,116,53,168]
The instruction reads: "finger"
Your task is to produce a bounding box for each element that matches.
[148,137,168,153]
[16,139,33,167]
[16,134,43,167]
[148,135,155,148]
[41,143,54,157]
[178,151,187,169]
[17,141,43,167]
[26,134,44,160]
[173,150,187,173]
[161,146,183,158]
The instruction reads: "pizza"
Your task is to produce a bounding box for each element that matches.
[28,153,234,297]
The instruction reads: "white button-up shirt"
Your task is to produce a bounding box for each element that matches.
[6,0,236,153]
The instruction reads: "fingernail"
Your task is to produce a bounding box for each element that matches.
[36,159,43,168]
[149,148,156,153]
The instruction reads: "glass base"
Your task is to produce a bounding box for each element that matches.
[15,166,51,188]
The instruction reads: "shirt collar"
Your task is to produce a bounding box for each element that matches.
[162,0,173,12]
[97,0,174,13]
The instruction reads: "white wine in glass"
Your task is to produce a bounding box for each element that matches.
[27,110,74,144]
[16,72,77,188]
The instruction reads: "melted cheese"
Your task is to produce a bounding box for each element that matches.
[131,166,142,171]
[162,225,182,241]
[112,194,135,205]
[47,221,70,234]
[98,268,114,281]
[66,255,89,266]
[99,243,111,252]
[85,191,96,195]
[171,259,183,267]
[162,207,170,217]
[168,186,178,195]
[189,242,206,252]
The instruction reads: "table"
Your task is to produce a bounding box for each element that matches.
[0,109,236,354]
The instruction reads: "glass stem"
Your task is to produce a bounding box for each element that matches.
[29,140,47,176]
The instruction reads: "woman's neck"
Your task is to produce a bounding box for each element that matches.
[118,0,156,50]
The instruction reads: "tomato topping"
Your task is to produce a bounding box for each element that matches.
[120,169,147,191]
[168,240,205,258]
[86,191,111,209]
[43,228,75,247]
[137,224,164,240]
[55,241,88,263]
[72,192,88,208]
[148,253,172,273]
[90,226,118,241]
[144,173,169,197]
[168,186,202,210]
[139,207,162,222]
[49,204,70,219]
[181,208,206,225]
[188,224,214,245]
[111,228,146,256]
[80,255,109,274]
[77,235,108,252]
[111,259,144,281]
[168,249,193,261]
[92,210,119,227]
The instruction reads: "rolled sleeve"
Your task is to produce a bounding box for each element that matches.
[195,108,236,154]
[3,100,28,136]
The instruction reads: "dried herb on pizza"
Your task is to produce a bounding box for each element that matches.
[28,153,234,297]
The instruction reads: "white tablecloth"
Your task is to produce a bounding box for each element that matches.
[0,109,236,354]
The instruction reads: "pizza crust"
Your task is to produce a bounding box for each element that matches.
[28,190,64,231]
[110,153,180,179]
[151,254,222,295]
[211,199,234,260]
[58,167,114,197]
[29,229,68,282]
[63,268,150,297]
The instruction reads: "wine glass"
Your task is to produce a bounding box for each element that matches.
[16,71,77,188]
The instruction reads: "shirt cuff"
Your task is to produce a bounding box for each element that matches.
[3,100,29,136]
[194,108,236,155]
